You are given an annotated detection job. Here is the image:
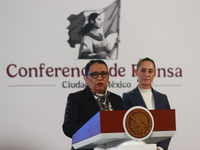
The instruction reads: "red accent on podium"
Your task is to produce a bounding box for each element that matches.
[150,109,176,131]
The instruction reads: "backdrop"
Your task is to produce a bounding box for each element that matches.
[1,0,199,149]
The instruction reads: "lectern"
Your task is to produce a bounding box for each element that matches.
[72,107,176,150]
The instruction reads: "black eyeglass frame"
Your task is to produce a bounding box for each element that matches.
[87,71,109,79]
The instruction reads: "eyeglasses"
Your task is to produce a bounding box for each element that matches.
[87,71,109,79]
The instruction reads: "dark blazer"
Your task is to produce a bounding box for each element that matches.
[62,86,124,149]
[122,86,171,150]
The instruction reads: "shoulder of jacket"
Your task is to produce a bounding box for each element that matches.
[123,87,137,95]
[152,88,166,96]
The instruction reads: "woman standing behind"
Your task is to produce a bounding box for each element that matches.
[122,56,172,150]
[78,13,118,59]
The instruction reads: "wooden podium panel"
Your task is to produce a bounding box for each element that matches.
[72,110,176,149]
[150,110,176,131]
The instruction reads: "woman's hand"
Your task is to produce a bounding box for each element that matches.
[97,51,108,59]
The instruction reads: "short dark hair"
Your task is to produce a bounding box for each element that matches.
[137,56,156,70]
[81,13,99,36]
[85,59,108,75]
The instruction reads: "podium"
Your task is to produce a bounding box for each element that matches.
[72,107,176,150]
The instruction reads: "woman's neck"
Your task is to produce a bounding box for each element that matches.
[138,84,151,89]
[90,29,99,35]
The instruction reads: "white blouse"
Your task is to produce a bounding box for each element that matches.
[138,87,155,110]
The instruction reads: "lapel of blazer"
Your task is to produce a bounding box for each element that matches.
[83,86,100,111]
[133,87,147,108]
[152,88,159,110]
[107,92,119,110]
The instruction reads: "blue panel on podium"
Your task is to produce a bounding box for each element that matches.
[72,111,101,144]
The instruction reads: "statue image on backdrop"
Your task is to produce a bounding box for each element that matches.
[78,13,119,59]
[67,0,121,59]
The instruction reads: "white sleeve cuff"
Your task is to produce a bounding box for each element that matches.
[157,146,164,150]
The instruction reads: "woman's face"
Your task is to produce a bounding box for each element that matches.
[93,15,102,29]
[135,60,156,89]
[84,63,109,93]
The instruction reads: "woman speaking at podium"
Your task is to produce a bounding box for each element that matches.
[62,59,124,150]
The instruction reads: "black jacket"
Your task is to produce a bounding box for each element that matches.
[62,86,123,149]
[122,86,171,150]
